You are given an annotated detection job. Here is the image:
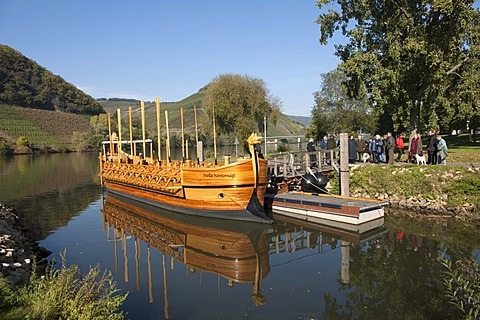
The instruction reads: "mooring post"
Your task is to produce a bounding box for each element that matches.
[339,133,349,196]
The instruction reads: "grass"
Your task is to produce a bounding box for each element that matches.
[0,252,127,320]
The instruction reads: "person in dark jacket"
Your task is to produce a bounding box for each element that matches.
[348,135,357,164]
[385,132,396,164]
[356,136,366,161]
[373,134,384,163]
[306,138,317,167]
[427,130,438,165]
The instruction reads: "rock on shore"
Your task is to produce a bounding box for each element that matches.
[0,203,51,286]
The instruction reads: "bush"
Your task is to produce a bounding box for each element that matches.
[0,252,128,320]
[440,257,480,320]
[16,136,29,147]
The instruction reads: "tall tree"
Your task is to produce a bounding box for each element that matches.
[202,74,281,144]
[308,69,377,140]
[316,0,480,134]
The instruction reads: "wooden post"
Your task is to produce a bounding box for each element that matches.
[141,101,146,157]
[107,112,112,155]
[341,241,350,284]
[117,108,122,163]
[165,110,171,163]
[339,133,349,196]
[128,107,133,156]
[181,107,185,161]
[156,97,161,161]
[213,102,217,165]
[194,104,200,164]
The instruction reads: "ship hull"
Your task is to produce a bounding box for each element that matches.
[101,158,271,223]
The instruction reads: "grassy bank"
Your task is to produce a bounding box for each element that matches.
[0,253,127,320]
[328,164,480,217]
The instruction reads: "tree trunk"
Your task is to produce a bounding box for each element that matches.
[410,99,421,132]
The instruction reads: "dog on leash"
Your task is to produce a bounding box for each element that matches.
[415,153,426,165]
[362,152,370,163]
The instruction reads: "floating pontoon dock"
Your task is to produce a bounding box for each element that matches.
[267,192,388,228]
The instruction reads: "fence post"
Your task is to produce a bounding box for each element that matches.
[339,133,349,196]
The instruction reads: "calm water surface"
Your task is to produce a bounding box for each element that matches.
[1,153,479,320]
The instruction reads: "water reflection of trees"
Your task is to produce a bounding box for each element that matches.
[322,214,480,320]
[0,153,101,240]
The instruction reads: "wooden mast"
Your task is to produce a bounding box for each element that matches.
[147,245,153,303]
[181,107,185,162]
[122,229,128,283]
[163,254,170,319]
[165,110,171,163]
[141,101,146,158]
[128,107,133,157]
[194,104,199,164]
[107,112,113,156]
[117,108,122,163]
[156,97,161,161]
[135,238,140,291]
[213,102,217,165]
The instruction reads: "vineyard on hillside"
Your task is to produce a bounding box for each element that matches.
[0,104,91,146]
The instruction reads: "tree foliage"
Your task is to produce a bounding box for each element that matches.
[308,69,377,140]
[0,44,103,115]
[316,0,480,134]
[201,74,281,144]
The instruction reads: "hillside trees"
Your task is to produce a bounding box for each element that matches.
[308,69,377,140]
[201,74,281,145]
[0,44,103,115]
[316,0,480,135]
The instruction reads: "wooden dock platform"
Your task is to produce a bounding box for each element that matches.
[266,192,388,227]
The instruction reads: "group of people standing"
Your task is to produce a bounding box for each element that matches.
[405,130,449,165]
[311,130,448,166]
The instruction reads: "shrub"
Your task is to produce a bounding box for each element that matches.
[0,252,128,320]
[16,136,29,147]
[440,257,480,320]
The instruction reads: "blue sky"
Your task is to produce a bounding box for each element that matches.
[0,0,343,116]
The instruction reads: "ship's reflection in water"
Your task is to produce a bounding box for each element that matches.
[101,195,274,317]
[101,194,387,318]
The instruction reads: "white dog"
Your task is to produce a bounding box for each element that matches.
[362,152,370,163]
[415,153,426,165]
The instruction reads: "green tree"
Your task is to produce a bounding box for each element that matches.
[308,69,377,140]
[201,74,281,144]
[316,0,480,134]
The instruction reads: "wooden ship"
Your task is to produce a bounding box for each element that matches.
[99,98,271,223]
[101,194,272,310]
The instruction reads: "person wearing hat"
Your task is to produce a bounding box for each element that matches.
[306,138,317,167]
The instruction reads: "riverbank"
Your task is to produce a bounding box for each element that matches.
[0,203,51,286]
[329,163,480,218]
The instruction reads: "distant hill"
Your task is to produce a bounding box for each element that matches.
[98,93,307,137]
[0,44,103,115]
[286,115,311,127]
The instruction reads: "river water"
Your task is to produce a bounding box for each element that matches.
[1,152,479,319]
